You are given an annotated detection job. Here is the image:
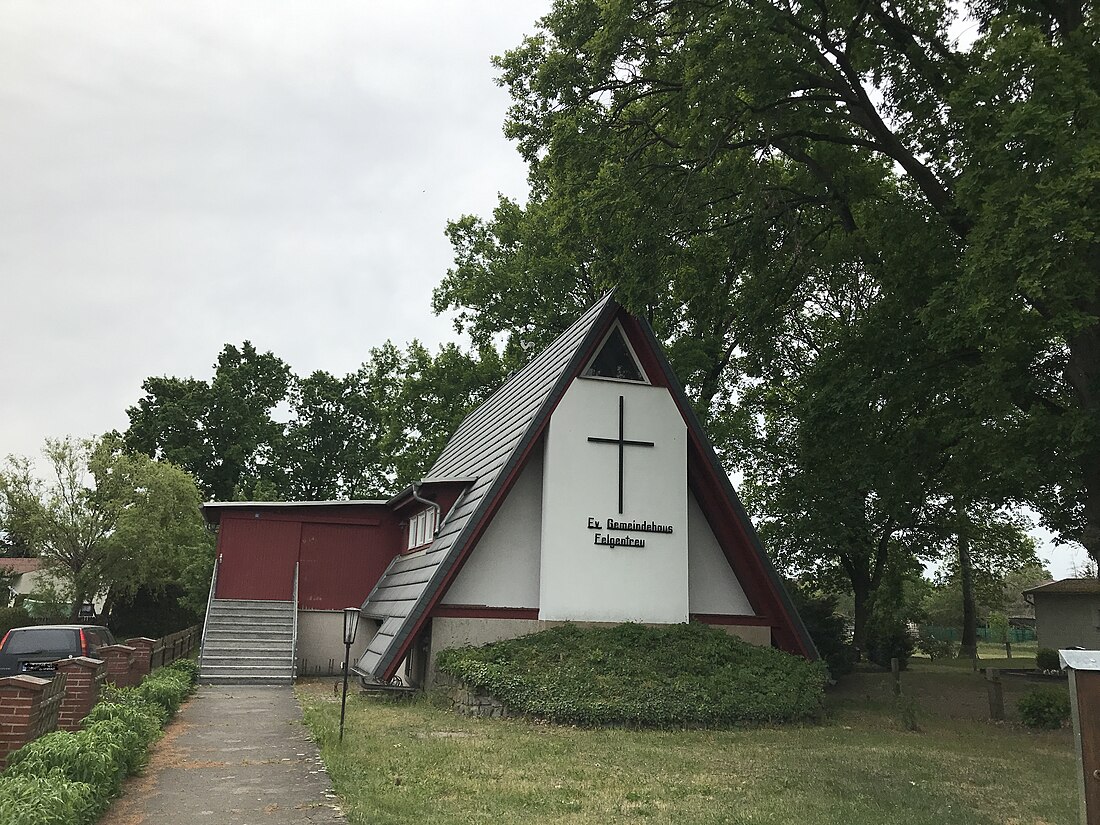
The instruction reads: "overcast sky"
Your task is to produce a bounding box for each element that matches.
[0,2,1083,577]
[0,0,547,464]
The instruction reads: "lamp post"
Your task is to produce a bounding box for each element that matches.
[339,607,360,743]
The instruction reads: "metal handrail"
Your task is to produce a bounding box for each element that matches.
[198,553,221,673]
[291,561,299,680]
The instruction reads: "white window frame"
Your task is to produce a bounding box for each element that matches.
[407,508,437,551]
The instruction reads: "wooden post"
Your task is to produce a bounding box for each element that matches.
[891,658,901,697]
[1061,650,1100,824]
[985,668,1005,722]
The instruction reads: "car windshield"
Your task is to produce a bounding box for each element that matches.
[2,629,76,654]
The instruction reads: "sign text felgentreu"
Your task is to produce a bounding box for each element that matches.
[587,516,674,548]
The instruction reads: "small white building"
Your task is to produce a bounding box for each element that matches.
[1025,578,1100,651]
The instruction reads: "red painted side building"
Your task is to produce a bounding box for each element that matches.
[203,499,414,676]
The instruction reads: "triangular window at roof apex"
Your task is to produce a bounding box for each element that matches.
[582,322,648,383]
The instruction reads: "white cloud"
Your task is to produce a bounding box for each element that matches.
[0,1,547,469]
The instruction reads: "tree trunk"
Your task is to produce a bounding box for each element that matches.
[852,578,875,658]
[957,501,978,659]
[1082,443,1100,578]
[1066,300,1099,574]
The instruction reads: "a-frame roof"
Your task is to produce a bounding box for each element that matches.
[355,294,817,681]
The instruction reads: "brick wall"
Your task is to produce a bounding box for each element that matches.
[0,673,66,762]
[98,644,139,687]
[0,623,200,758]
[54,657,107,732]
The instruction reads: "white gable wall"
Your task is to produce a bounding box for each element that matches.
[687,491,753,614]
[440,447,544,608]
[539,377,688,623]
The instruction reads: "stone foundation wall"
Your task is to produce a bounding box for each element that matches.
[449,682,510,718]
[296,611,375,677]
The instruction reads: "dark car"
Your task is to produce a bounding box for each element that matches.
[0,625,116,678]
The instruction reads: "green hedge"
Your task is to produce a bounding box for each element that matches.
[1018,688,1071,730]
[0,662,197,825]
[437,622,828,727]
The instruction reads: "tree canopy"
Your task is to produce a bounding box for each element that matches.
[0,436,212,619]
[431,0,1097,640]
[123,340,507,502]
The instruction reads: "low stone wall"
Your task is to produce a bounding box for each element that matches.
[449,682,510,719]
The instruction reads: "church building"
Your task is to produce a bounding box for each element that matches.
[199,295,816,686]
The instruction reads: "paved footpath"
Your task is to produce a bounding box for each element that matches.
[100,685,345,825]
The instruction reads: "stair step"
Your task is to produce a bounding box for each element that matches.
[201,663,294,673]
[200,674,294,685]
[200,596,298,683]
[209,605,295,614]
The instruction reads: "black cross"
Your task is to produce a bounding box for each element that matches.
[587,395,655,514]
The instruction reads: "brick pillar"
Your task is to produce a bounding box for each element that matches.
[0,674,66,762]
[54,657,107,731]
[125,638,158,678]
[98,644,138,687]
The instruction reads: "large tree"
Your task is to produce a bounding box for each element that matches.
[0,436,212,620]
[427,0,1098,651]
[125,342,292,501]
[440,0,1097,573]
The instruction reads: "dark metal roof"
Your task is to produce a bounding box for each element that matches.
[1024,578,1100,595]
[354,294,618,679]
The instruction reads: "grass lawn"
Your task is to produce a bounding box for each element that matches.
[298,662,1075,825]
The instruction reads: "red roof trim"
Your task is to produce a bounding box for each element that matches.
[690,613,773,627]
[432,605,540,620]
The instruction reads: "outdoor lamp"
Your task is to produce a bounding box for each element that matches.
[343,606,360,646]
[339,607,361,742]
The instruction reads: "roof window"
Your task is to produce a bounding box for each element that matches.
[583,324,647,383]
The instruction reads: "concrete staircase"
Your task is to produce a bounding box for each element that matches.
[199,599,296,684]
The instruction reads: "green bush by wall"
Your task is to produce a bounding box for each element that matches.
[438,622,828,727]
[0,661,197,825]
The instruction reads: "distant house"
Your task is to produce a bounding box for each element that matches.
[0,559,106,618]
[0,558,44,607]
[1024,578,1100,651]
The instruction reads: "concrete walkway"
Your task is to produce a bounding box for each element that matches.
[101,685,345,825]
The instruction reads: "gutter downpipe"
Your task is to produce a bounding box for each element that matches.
[198,554,221,673]
[410,482,441,540]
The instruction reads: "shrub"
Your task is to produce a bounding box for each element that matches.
[134,669,192,716]
[84,696,166,743]
[785,585,856,677]
[0,769,99,825]
[864,619,915,670]
[1035,648,1061,672]
[0,605,35,637]
[82,718,148,774]
[1018,688,1071,730]
[4,730,125,816]
[0,661,199,824]
[916,632,956,662]
[437,622,828,727]
[163,657,199,684]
